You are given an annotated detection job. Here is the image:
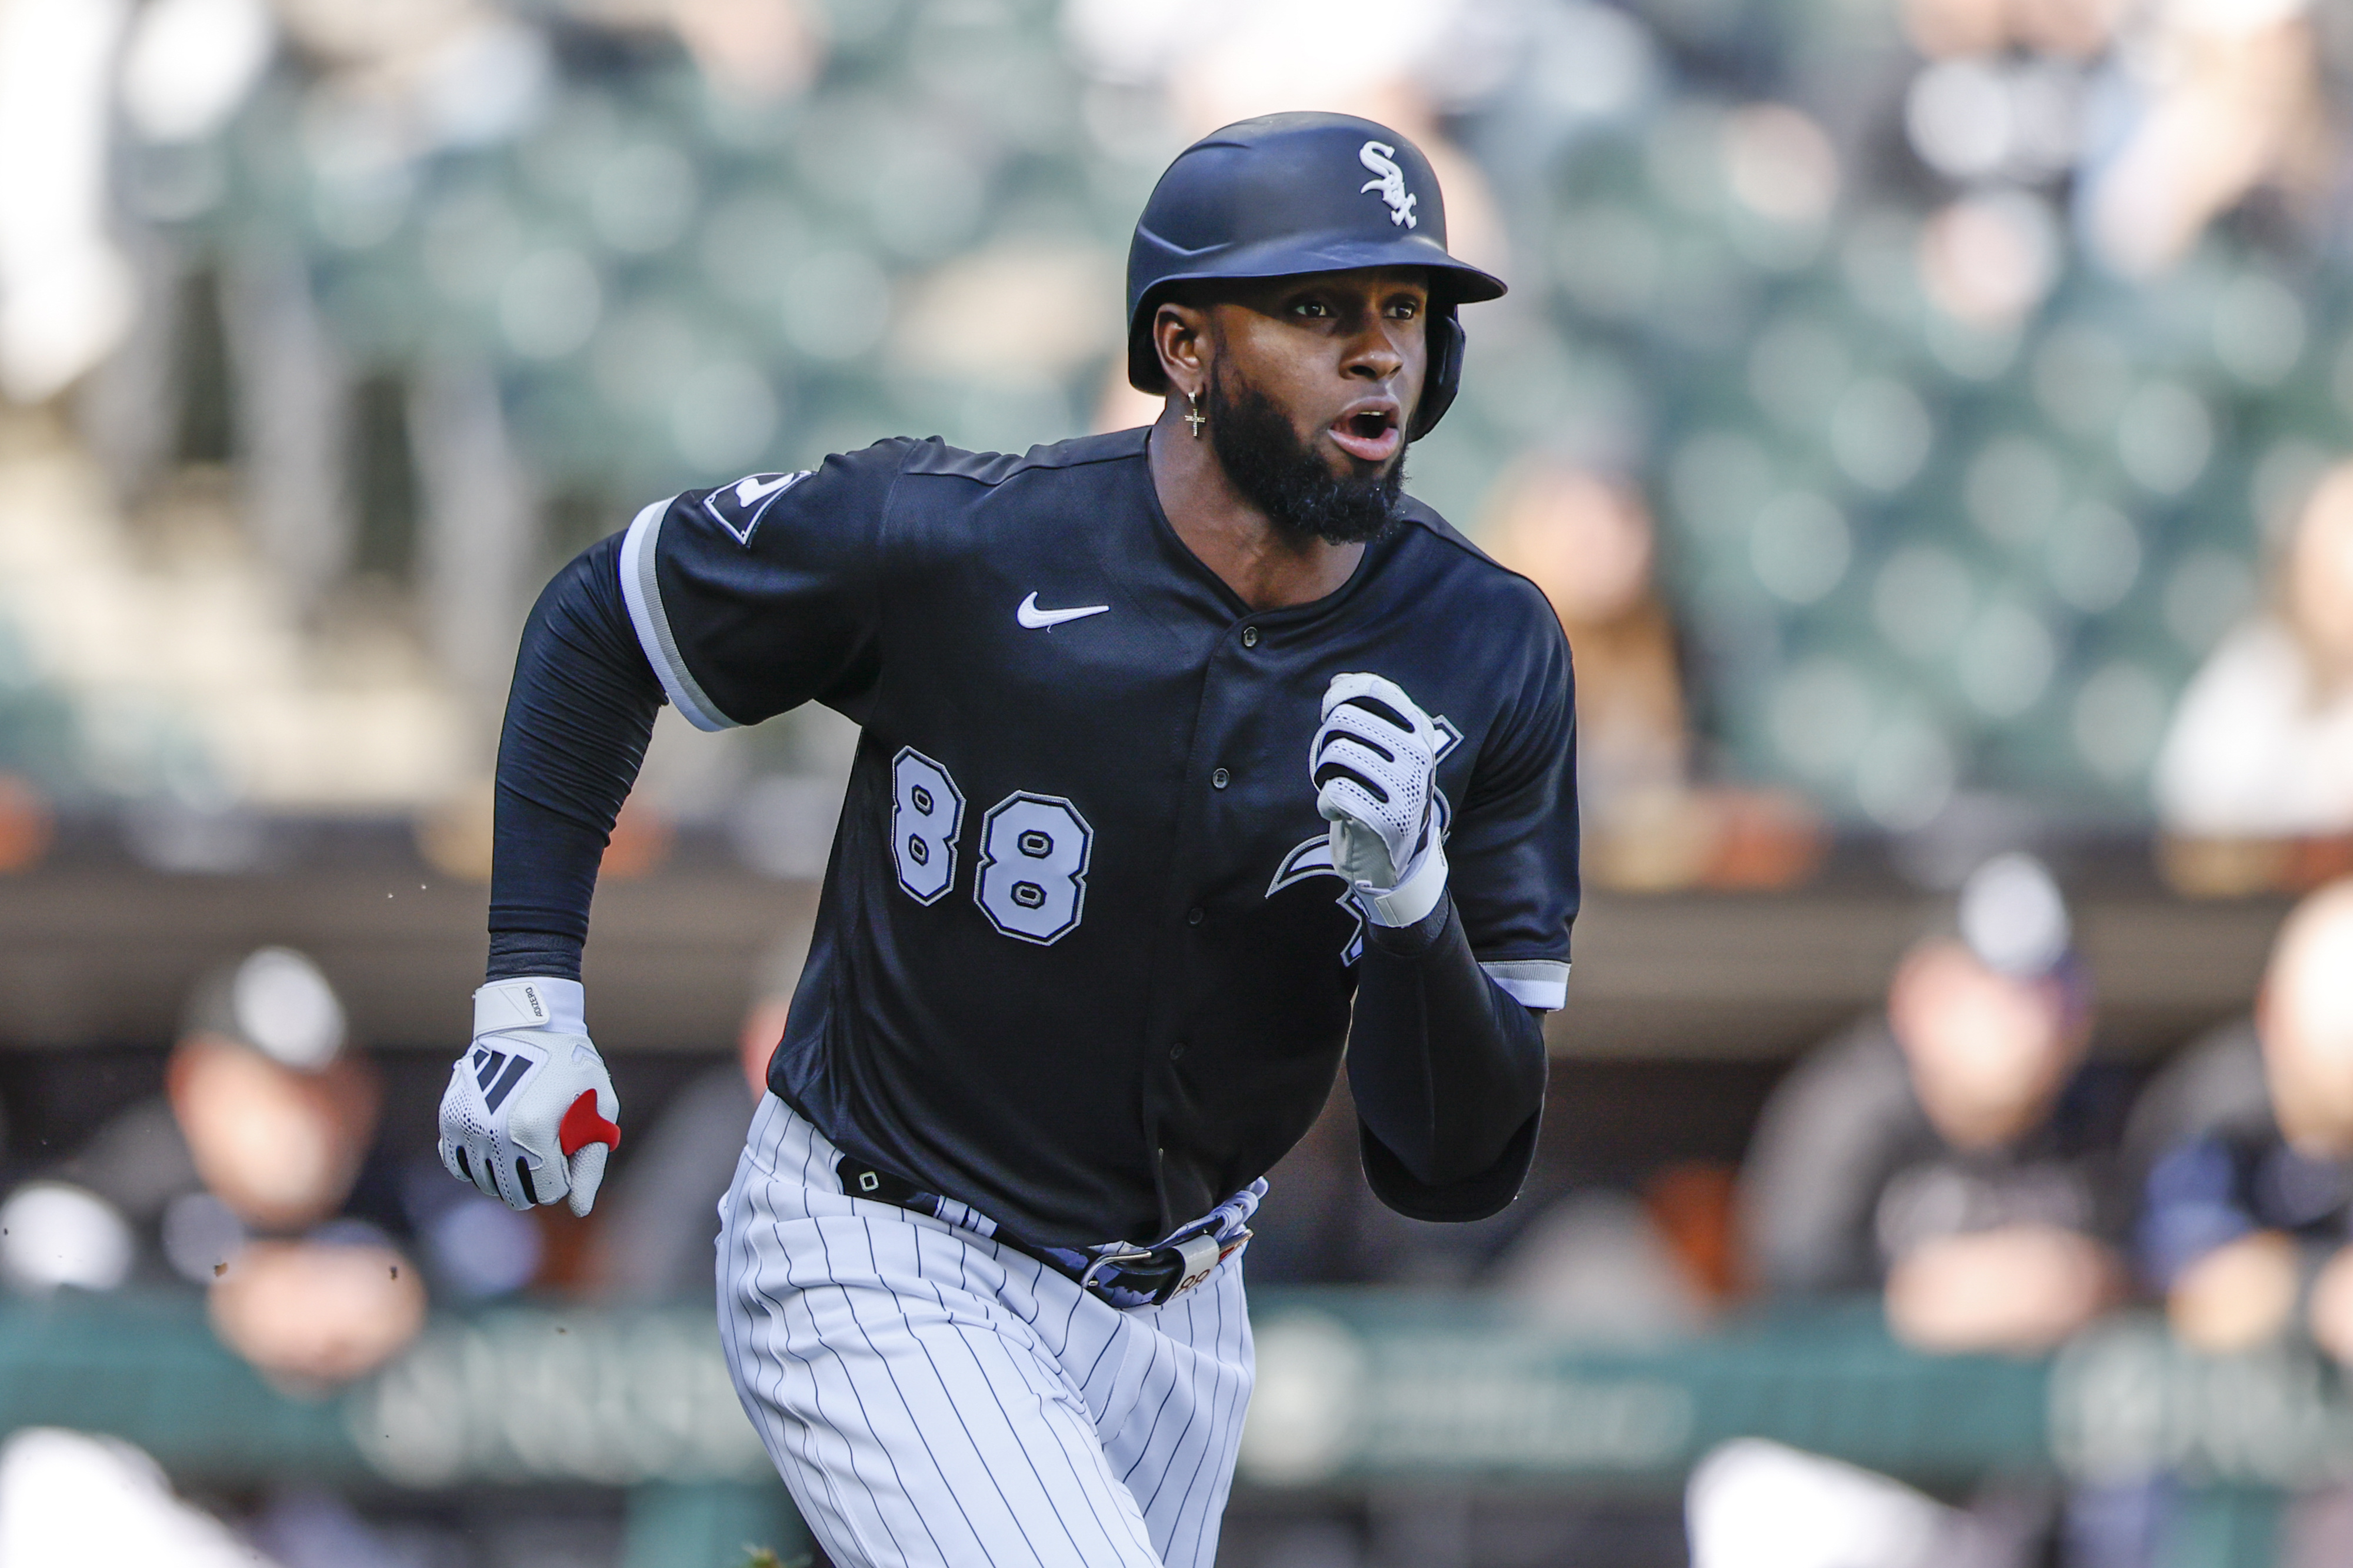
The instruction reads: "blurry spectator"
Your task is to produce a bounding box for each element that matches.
[2079,0,2334,278]
[1730,856,2122,1566]
[2120,880,2353,1563]
[1487,461,1687,812]
[168,949,424,1384]
[2129,879,2353,1360]
[1739,853,2121,1354]
[7,948,428,1387]
[1485,458,1824,891]
[1903,0,2338,277]
[0,0,137,403]
[2154,461,2353,843]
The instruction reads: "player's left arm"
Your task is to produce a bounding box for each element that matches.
[1315,630,1576,1222]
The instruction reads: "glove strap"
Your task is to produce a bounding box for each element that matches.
[1358,839,1448,928]
[474,976,587,1037]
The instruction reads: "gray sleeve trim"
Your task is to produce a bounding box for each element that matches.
[618,498,735,732]
[1479,959,1568,1010]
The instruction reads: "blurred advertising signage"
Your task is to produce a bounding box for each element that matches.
[38,1293,2316,1492]
[347,1309,771,1486]
[1236,1297,2052,1489]
[1241,1309,1695,1484]
[2052,1316,2353,1490]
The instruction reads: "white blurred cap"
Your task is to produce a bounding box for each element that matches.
[186,947,348,1070]
[229,948,347,1069]
[1957,852,2072,978]
[0,1427,278,1567]
[0,1182,133,1295]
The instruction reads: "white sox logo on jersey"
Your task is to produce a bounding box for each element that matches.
[701,471,812,546]
[1268,712,1460,960]
[1358,141,1418,229]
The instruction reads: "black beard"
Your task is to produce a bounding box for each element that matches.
[1206,365,1407,546]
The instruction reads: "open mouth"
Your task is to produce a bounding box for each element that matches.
[1329,405,1401,464]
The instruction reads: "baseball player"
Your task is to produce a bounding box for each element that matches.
[438,112,1577,1567]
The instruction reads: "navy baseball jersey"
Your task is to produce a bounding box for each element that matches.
[619,427,1578,1246]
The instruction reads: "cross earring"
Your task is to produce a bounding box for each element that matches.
[1184,390,1205,438]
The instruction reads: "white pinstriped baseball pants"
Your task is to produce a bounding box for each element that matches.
[716,1096,1255,1568]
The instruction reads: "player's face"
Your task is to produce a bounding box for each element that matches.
[1209,268,1430,481]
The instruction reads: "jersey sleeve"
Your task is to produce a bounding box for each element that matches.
[1447,593,1579,1010]
[618,439,912,729]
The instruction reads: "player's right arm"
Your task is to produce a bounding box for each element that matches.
[484,532,666,986]
[438,443,906,1212]
[436,533,659,1214]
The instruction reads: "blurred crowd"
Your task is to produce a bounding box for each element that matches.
[0,933,796,1351]
[0,0,2347,880]
[0,0,2351,1564]
[1684,859,2353,1568]
[1,859,2351,1564]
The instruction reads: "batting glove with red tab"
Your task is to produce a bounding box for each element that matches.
[437,978,621,1217]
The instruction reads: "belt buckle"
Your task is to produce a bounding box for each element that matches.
[1077,1245,1156,1296]
[1081,1225,1252,1308]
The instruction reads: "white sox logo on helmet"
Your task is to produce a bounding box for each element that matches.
[1358,141,1418,229]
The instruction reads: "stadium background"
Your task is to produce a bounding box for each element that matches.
[0,0,2347,1564]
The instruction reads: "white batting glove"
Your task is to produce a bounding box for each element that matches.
[1310,672,1449,928]
[437,978,621,1217]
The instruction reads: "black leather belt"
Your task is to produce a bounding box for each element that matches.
[834,1155,1245,1309]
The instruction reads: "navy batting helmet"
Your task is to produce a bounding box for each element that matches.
[1125,112,1506,439]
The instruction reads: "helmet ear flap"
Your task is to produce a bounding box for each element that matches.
[1408,307,1466,441]
[1126,284,1173,396]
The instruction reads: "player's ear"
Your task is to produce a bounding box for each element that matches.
[1152,299,1209,398]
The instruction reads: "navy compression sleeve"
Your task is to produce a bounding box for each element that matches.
[485,534,665,982]
[1347,896,1548,1221]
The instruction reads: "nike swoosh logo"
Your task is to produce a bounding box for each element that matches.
[1016,592,1110,629]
